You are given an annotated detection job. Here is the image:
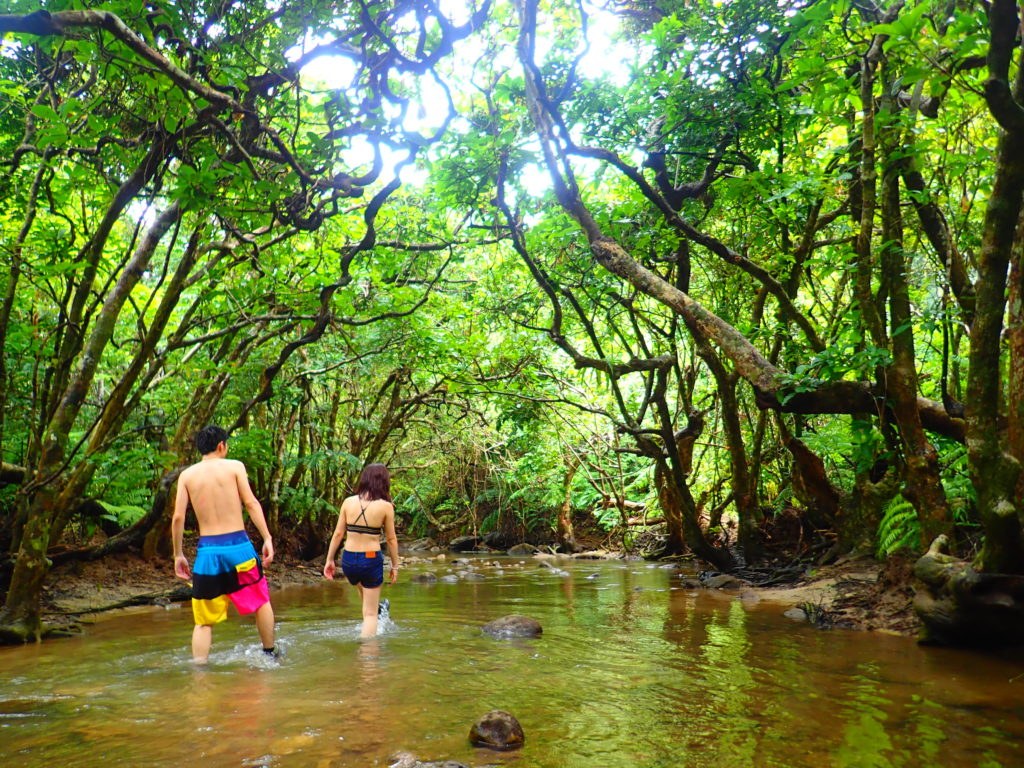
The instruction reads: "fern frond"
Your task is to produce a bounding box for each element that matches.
[876,495,919,557]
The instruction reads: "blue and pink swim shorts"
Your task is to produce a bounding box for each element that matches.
[191,530,270,625]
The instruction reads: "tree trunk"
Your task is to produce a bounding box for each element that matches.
[0,166,46,467]
[50,470,182,566]
[915,535,1024,645]
[967,110,1024,574]
[691,327,761,560]
[1008,208,1024,499]
[653,458,687,557]
[556,455,579,553]
[880,135,951,546]
[0,204,180,641]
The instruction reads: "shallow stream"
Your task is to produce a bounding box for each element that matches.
[1,557,1022,767]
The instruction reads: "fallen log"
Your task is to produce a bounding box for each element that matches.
[626,516,665,526]
[48,584,192,615]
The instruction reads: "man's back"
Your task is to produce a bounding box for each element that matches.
[180,457,247,535]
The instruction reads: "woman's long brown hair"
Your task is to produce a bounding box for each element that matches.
[357,463,391,502]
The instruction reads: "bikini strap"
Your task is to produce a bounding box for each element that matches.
[353,496,370,526]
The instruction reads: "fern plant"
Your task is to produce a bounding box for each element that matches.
[876,495,919,557]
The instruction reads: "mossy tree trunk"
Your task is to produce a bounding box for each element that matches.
[0,204,180,642]
[966,1,1024,575]
[915,0,1024,644]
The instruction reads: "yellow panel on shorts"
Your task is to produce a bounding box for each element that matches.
[192,595,229,625]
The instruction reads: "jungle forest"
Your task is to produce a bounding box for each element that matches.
[1,0,1023,654]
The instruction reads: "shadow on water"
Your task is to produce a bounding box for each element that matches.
[1,558,1022,767]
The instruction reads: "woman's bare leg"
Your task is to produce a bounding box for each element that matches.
[360,585,382,638]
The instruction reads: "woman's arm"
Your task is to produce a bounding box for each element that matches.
[323,500,348,579]
[384,503,400,584]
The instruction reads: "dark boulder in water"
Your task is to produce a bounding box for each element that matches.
[469,710,525,750]
[448,535,482,552]
[482,530,515,549]
[481,614,542,638]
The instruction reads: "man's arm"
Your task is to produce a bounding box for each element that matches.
[235,461,274,564]
[171,471,191,579]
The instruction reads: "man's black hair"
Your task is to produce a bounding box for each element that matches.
[195,425,229,455]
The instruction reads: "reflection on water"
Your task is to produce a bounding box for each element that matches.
[1,559,1022,767]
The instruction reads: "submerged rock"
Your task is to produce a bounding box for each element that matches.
[481,614,542,638]
[411,572,438,583]
[783,607,807,622]
[389,752,470,768]
[469,710,525,751]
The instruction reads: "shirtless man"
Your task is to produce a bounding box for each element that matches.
[172,425,276,663]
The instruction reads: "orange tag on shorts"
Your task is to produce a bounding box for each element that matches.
[366,551,377,558]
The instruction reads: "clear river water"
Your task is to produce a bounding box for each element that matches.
[0,556,1022,768]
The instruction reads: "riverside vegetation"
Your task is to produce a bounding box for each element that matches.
[1,0,1023,649]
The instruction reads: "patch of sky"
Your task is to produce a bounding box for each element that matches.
[284,1,638,197]
[576,3,636,88]
[1,38,21,59]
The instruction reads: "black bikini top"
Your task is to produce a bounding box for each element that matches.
[347,498,382,536]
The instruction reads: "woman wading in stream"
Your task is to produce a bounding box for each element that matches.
[323,463,400,637]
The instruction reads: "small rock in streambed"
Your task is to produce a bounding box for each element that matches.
[481,614,542,639]
[389,752,470,768]
[469,710,525,751]
[411,572,438,583]
[798,601,834,629]
[783,607,808,622]
[702,573,746,590]
[507,543,539,556]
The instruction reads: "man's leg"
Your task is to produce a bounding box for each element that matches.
[254,601,275,651]
[192,624,213,664]
[360,585,381,638]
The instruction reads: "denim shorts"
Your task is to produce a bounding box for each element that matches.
[341,549,384,588]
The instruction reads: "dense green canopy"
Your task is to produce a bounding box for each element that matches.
[1,0,1022,644]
